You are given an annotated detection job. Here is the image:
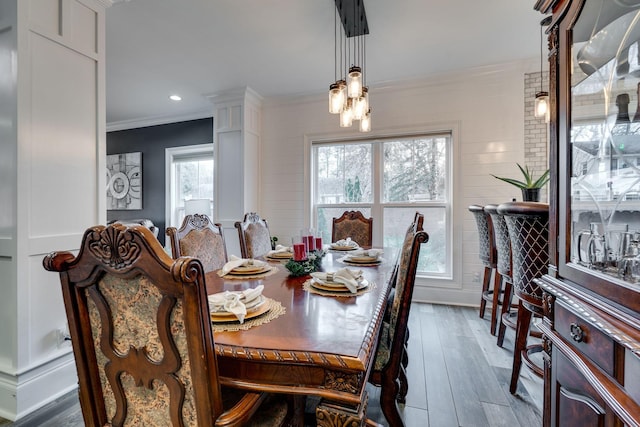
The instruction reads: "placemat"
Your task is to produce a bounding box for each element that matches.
[211,298,286,332]
[217,265,280,280]
[302,279,376,297]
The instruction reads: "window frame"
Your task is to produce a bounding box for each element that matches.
[309,131,454,280]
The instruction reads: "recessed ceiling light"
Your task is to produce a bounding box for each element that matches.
[169,95,182,101]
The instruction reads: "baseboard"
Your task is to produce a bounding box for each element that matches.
[0,353,77,421]
[412,286,479,306]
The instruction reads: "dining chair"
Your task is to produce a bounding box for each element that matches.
[43,223,295,426]
[483,204,509,336]
[166,214,228,273]
[234,212,272,259]
[468,205,498,327]
[331,210,373,247]
[369,213,428,427]
[498,202,548,394]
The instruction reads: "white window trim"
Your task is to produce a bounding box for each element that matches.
[164,143,214,233]
[304,122,462,289]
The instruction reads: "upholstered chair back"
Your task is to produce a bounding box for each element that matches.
[468,205,497,268]
[331,210,373,247]
[166,214,228,273]
[234,213,272,259]
[43,224,224,426]
[498,202,549,315]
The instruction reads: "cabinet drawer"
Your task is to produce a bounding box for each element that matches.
[555,302,615,376]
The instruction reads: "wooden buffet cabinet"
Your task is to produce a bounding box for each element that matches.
[534,0,640,425]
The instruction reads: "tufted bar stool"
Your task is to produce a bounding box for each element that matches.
[484,204,510,336]
[497,202,548,394]
[468,205,498,325]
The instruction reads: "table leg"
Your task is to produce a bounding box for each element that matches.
[315,392,368,427]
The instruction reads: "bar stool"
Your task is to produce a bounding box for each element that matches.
[484,204,510,337]
[497,202,548,394]
[468,205,498,326]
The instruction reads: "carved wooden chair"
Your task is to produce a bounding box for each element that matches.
[498,202,548,394]
[468,205,498,328]
[369,213,428,427]
[43,224,293,426]
[331,210,373,247]
[234,212,272,259]
[166,214,228,273]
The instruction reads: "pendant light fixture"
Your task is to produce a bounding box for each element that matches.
[328,0,371,132]
[534,16,552,122]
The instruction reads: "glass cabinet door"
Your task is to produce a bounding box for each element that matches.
[569,0,640,285]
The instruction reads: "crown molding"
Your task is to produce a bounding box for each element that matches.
[106,109,212,132]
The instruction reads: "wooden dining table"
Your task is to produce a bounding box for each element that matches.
[205,250,396,427]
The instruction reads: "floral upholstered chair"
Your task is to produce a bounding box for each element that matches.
[234,212,272,259]
[331,210,373,247]
[369,213,428,427]
[166,214,228,273]
[43,224,294,426]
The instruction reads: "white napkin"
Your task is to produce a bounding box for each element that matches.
[310,268,363,293]
[350,248,383,258]
[220,255,265,276]
[267,245,293,257]
[332,237,359,248]
[208,285,265,323]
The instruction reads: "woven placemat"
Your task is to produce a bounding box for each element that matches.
[217,265,280,280]
[211,298,286,332]
[302,279,376,297]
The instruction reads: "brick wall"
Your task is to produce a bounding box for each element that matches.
[525,71,549,201]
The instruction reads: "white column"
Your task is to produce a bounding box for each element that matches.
[0,0,107,420]
[208,87,262,256]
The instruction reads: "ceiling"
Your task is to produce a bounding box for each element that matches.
[106,0,544,129]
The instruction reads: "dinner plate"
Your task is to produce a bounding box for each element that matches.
[266,251,293,259]
[344,257,381,265]
[210,297,270,322]
[310,278,368,293]
[330,245,359,251]
[209,294,265,313]
[229,265,271,275]
[347,255,379,263]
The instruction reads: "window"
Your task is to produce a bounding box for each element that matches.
[312,134,452,277]
[166,144,214,228]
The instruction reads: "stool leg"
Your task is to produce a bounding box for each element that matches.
[510,301,532,394]
[490,272,503,335]
[497,280,513,348]
[479,265,492,318]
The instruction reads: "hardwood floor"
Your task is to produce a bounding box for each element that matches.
[0,303,542,427]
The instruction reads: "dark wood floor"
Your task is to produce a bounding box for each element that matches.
[0,303,542,427]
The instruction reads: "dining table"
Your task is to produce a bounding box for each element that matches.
[205,249,396,427]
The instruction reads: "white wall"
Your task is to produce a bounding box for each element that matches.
[260,59,538,306]
[0,0,107,420]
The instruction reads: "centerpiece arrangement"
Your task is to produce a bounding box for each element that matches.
[285,249,326,277]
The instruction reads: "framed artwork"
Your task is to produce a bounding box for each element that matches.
[106,152,142,210]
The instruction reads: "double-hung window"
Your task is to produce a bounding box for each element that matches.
[312,133,452,277]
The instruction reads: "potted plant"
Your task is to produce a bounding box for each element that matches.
[492,163,550,202]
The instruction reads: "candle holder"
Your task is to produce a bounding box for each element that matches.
[284,249,326,277]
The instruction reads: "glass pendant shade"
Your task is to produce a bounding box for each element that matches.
[340,99,354,127]
[359,109,371,132]
[534,91,549,119]
[347,66,362,98]
[329,81,346,114]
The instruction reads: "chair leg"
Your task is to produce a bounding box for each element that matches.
[509,301,532,394]
[397,364,408,404]
[479,265,492,318]
[497,280,513,348]
[379,371,404,427]
[490,272,503,336]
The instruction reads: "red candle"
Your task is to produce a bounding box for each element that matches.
[306,235,316,251]
[293,243,307,261]
[315,237,323,249]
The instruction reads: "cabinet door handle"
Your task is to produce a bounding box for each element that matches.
[569,323,584,343]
